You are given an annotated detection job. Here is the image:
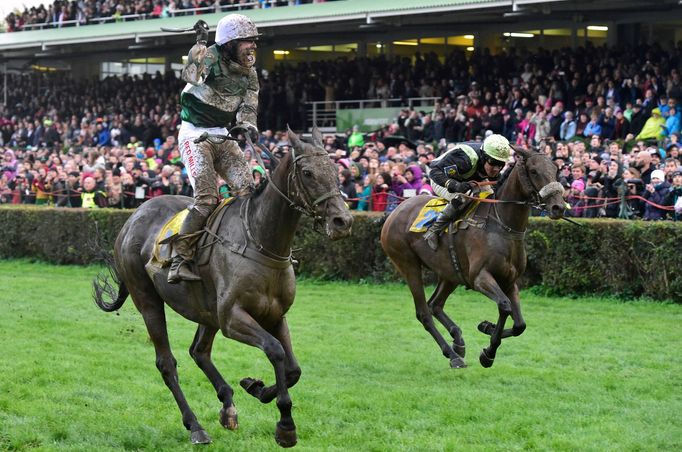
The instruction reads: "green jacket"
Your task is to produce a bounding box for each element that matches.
[180,44,259,130]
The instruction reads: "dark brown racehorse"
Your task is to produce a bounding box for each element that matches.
[380,146,564,369]
[93,127,352,447]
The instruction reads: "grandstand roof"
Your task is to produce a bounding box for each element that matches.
[0,0,680,63]
[0,0,511,50]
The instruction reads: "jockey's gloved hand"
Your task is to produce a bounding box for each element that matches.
[231,124,259,142]
[445,179,463,193]
[465,181,480,192]
[193,20,209,44]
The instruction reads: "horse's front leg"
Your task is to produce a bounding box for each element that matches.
[477,283,526,338]
[221,306,297,448]
[473,270,512,368]
[240,316,301,404]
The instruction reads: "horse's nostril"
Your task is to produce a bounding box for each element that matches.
[333,216,347,228]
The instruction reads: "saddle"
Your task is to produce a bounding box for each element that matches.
[145,197,239,279]
[409,191,493,234]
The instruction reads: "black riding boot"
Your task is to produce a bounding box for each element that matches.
[168,208,207,284]
[423,200,461,251]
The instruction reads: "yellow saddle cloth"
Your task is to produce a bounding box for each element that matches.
[150,197,236,268]
[409,192,492,233]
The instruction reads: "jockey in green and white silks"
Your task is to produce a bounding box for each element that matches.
[423,134,511,251]
[169,13,261,284]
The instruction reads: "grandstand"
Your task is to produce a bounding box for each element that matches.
[0,0,681,219]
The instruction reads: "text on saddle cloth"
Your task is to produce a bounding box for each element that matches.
[409,191,493,233]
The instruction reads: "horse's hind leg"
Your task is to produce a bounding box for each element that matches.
[473,270,512,368]
[131,288,210,444]
[427,280,465,358]
[241,317,301,405]
[222,306,298,448]
[189,325,239,430]
[403,266,466,368]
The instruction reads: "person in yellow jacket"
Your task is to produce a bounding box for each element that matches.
[81,176,107,208]
[636,107,666,141]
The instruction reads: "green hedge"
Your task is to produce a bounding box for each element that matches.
[1,206,680,302]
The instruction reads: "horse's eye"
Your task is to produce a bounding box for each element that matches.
[303,170,313,178]
[530,169,538,175]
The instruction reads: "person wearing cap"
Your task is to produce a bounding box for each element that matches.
[170,14,261,283]
[422,134,511,250]
[642,169,671,220]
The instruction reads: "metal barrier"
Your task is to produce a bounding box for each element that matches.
[306,97,440,130]
[17,1,271,31]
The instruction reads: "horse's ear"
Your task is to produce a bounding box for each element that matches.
[512,144,532,159]
[287,125,303,150]
[260,144,279,172]
[311,124,324,148]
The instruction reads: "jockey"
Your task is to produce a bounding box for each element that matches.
[423,134,511,251]
[169,14,261,283]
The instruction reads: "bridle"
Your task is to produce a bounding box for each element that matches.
[195,132,342,223]
[484,153,564,236]
[513,153,564,209]
[247,136,342,225]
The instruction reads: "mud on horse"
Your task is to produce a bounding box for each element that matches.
[380,145,564,368]
[93,126,352,447]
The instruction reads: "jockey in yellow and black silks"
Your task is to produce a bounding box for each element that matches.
[423,134,511,251]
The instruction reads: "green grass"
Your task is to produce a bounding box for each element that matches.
[1,260,681,451]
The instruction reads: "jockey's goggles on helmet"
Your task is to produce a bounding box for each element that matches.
[486,156,506,168]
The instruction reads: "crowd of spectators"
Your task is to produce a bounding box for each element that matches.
[1,41,681,219]
[4,0,330,32]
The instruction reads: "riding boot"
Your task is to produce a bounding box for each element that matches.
[423,200,462,251]
[167,208,208,284]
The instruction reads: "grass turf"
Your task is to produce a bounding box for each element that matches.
[0,260,681,451]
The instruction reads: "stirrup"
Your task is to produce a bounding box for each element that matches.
[424,231,440,251]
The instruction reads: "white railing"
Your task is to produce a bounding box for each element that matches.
[16,1,272,32]
[306,97,441,130]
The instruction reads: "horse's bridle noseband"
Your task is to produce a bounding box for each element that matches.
[515,154,564,208]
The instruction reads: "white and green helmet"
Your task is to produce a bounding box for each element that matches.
[482,134,511,162]
[215,14,261,46]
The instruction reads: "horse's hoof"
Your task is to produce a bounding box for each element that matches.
[240,377,265,397]
[190,429,212,445]
[449,356,467,369]
[453,342,466,358]
[220,405,239,430]
[477,321,495,335]
[479,349,495,368]
[275,424,297,448]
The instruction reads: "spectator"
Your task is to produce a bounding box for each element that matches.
[339,169,357,209]
[666,170,682,220]
[642,169,671,220]
[583,113,602,137]
[636,108,665,141]
[560,111,577,141]
[81,176,107,208]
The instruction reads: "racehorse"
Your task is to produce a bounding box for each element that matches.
[93,127,353,447]
[380,145,564,369]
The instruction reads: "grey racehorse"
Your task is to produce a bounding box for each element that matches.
[93,127,353,447]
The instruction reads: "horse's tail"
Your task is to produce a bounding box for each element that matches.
[91,223,128,312]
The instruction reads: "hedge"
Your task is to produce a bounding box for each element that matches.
[1,205,680,302]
